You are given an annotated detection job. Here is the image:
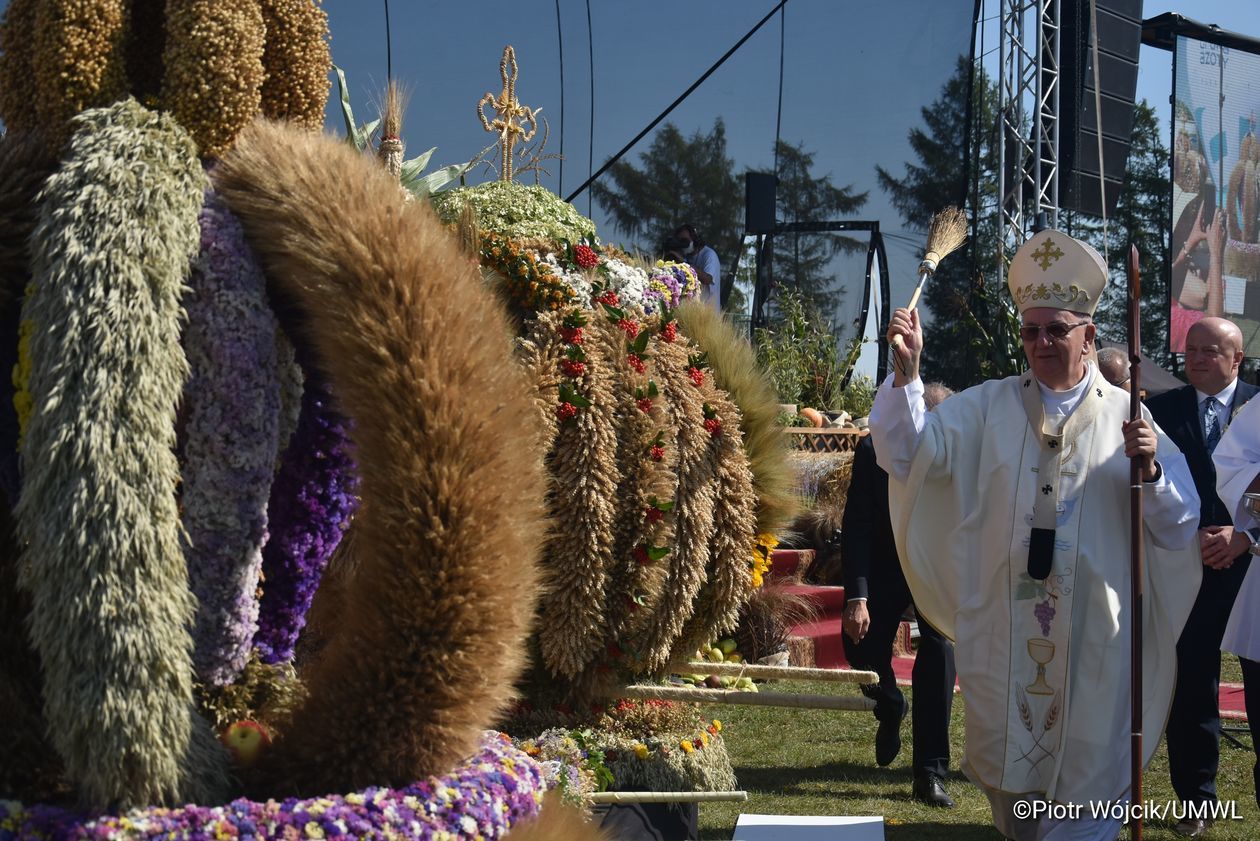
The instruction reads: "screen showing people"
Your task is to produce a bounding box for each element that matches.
[1171,37,1260,355]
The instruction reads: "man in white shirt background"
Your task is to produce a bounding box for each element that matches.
[673,224,722,311]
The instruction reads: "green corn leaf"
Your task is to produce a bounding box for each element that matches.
[334,66,360,149]
[406,163,471,199]
[399,147,438,184]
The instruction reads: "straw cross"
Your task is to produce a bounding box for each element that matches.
[478,45,539,182]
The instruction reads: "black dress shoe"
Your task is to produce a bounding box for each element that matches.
[1173,817,1213,837]
[874,695,908,767]
[912,772,956,808]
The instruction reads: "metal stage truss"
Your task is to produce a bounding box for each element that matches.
[998,0,1061,285]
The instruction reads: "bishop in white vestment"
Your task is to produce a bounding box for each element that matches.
[871,230,1201,841]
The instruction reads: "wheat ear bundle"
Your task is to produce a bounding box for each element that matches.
[890,206,968,351]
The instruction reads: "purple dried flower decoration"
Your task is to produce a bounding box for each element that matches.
[252,378,358,664]
[180,190,283,685]
[0,732,548,840]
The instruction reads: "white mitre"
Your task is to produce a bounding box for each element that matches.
[1007,229,1108,315]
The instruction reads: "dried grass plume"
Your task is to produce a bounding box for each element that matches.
[214,118,547,795]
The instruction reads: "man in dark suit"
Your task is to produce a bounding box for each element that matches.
[841,382,956,807]
[1147,317,1258,838]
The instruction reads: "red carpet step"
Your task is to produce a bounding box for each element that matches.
[770,550,1248,721]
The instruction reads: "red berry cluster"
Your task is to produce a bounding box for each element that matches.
[617,318,640,339]
[645,506,664,524]
[649,444,665,462]
[703,417,723,438]
[556,313,591,424]
[661,320,678,343]
[627,353,646,374]
[574,244,600,268]
[688,367,705,387]
[596,290,620,307]
[636,397,653,414]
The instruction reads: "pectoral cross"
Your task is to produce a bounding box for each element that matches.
[478,45,539,182]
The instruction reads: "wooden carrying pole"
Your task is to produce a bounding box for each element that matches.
[589,791,749,804]
[685,661,879,683]
[1127,244,1144,841]
[617,684,876,711]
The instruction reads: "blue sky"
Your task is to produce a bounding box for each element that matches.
[2,0,1256,372]
[321,0,1258,373]
[325,0,976,345]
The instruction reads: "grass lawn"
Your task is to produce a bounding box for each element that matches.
[698,679,1259,840]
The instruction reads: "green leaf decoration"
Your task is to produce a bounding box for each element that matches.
[334,66,378,152]
[399,147,437,184]
[406,163,469,199]
[631,330,650,355]
[334,66,359,148]
[648,381,659,398]
[646,546,670,561]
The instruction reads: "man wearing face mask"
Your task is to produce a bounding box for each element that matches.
[673,224,721,311]
[869,229,1201,841]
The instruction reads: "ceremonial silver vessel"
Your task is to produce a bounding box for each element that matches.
[1245,493,1260,554]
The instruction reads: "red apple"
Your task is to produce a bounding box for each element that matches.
[221,720,270,767]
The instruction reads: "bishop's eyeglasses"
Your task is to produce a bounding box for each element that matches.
[1018,321,1089,343]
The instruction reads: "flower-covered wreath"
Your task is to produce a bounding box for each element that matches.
[0,733,546,841]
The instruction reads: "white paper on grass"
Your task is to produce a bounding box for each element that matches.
[732,814,884,841]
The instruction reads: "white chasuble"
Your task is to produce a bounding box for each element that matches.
[884,368,1200,805]
[1214,394,1260,660]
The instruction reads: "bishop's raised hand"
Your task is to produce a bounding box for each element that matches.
[888,307,922,386]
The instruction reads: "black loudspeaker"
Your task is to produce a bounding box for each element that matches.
[1057,0,1143,217]
[745,172,778,234]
